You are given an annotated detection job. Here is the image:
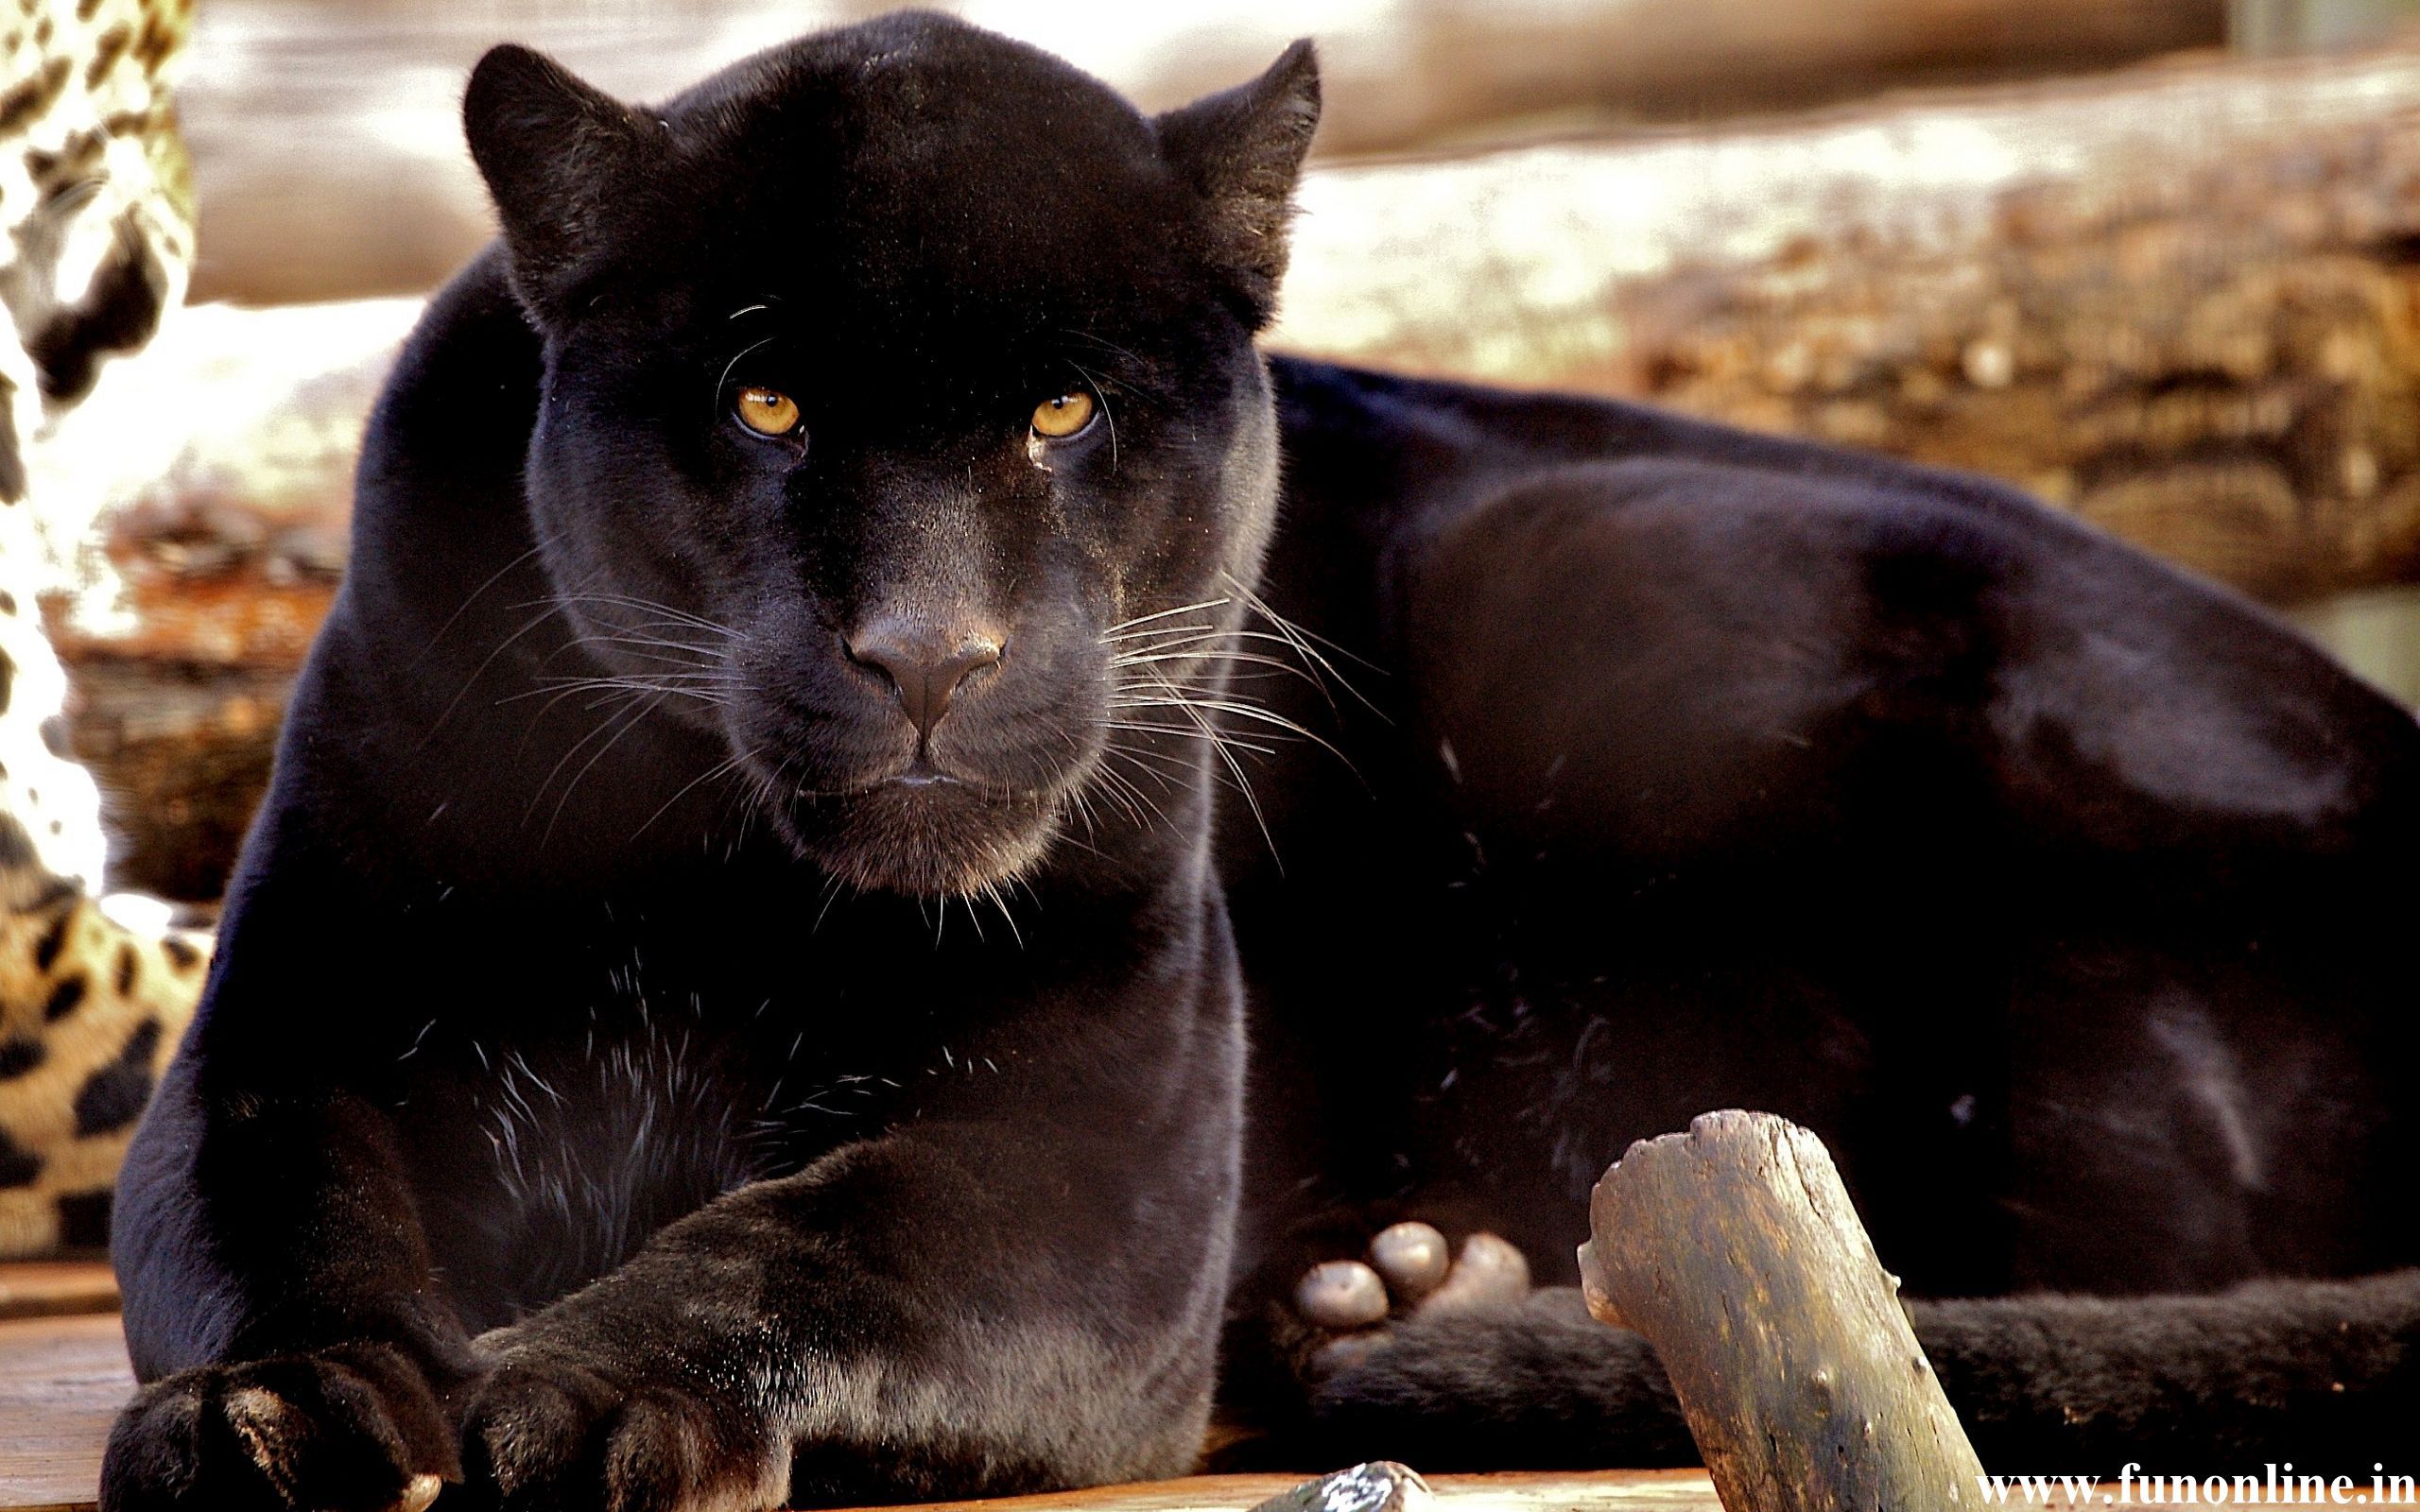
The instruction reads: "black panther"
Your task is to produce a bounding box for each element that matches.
[101,11,2420,1510]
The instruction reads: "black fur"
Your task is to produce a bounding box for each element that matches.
[103,12,2420,1510]
[1278,1278,2420,1473]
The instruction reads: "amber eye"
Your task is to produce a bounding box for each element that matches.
[735,386,801,438]
[1030,390,1096,439]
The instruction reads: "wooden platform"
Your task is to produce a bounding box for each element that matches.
[0,1263,1737,1512]
[0,1306,1725,1512]
[0,1312,130,1512]
[0,1261,2270,1512]
[0,1261,125,1512]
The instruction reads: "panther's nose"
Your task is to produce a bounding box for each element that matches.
[844,618,1003,743]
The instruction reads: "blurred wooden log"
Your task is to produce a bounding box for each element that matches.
[37,301,416,900]
[66,662,290,901]
[177,0,2224,305]
[1368,0,2225,152]
[1578,1111,1987,1512]
[55,43,2420,897]
[1275,42,2420,602]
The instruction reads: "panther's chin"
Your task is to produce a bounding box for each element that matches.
[771,775,1061,897]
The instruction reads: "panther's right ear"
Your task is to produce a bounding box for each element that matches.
[1154,40,1322,331]
[464,44,660,326]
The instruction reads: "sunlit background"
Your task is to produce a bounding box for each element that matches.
[38,0,2420,899]
[169,0,2269,303]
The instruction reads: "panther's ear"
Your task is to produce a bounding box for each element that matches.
[464,44,661,326]
[1154,39,1321,330]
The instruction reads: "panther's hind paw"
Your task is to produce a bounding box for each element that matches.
[1292,1226,1531,1371]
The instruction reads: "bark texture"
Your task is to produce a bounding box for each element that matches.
[1275,43,2420,602]
[1578,1110,1987,1512]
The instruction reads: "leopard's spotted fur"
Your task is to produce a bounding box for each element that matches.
[0,875,206,1253]
[0,0,203,1258]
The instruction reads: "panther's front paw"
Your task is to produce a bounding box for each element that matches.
[1293,1224,1532,1371]
[459,1347,786,1512]
[99,1344,454,1512]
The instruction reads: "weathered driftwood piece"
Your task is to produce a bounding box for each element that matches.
[1577,1110,1985,1512]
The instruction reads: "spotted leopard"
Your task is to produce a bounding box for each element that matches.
[0,0,208,1258]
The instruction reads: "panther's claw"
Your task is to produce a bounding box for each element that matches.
[397,1472,445,1512]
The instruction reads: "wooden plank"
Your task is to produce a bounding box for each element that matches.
[0,1306,2328,1512]
[0,1313,132,1512]
[895,1472,1727,1512]
[0,1308,1734,1512]
[0,1265,117,1323]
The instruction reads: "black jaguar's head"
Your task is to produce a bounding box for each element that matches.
[461,11,1318,896]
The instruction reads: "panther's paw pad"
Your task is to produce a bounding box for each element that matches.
[1293,1225,1532,1370]
[1416,1229,1530,1314]
[1367,1222,1449,1301]
[1294,1261,1389,1330]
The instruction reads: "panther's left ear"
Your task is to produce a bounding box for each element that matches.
[464,44,665,327]
[1154,39,1322,330]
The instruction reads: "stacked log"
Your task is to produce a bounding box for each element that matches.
[181,0,2227,304]
[1274,43,2420,600]
[39,302,413,899]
